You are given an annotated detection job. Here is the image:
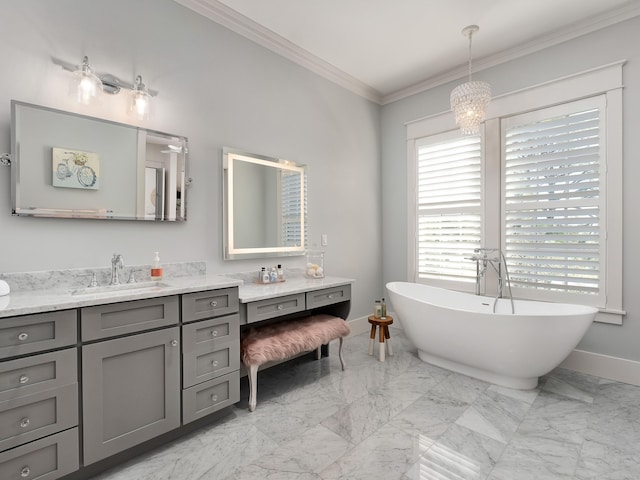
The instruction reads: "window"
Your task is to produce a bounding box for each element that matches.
[406,62,623,323]
[415,132,482,285]
[502,98,605,305]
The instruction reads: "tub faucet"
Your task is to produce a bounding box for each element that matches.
[469,248,515,314]
[110,254,124,285]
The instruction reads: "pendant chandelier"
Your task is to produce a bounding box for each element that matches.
[450,25,491,135]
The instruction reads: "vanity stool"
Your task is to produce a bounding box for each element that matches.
[367,315,393,362]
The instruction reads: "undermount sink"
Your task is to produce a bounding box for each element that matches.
[71,281,170,296]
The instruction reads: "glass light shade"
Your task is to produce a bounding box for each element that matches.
[450,80,491,135]
[129,76,151,121]
[69,61,102,106]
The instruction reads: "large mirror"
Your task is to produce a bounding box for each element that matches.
[10,100,188,221]
[223,147,306,260]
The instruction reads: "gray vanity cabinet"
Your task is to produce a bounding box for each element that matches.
[0,310,79,480]
[81,298,181,466]
[181,290,240,423]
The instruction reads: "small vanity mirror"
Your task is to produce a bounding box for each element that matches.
[223,147,306,260]
[10,100,188,221]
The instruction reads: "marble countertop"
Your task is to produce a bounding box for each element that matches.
[0,273,242,318]
[237,275,354,303]
[0,273,354,319]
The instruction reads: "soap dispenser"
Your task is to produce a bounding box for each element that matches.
[151,252,163,281]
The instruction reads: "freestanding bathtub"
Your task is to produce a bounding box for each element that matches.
[386,282,597,389]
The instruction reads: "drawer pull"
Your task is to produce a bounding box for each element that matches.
[170,340,178,347]
[210,394,218,402]
[20,417,30,428]
[211,330,218,337]
[211,360,219,367]
[18,332,29,341]
[21,466,31,478]
[210,300,218,307]
[19,375,29,384]
[328,294,335,299]
[277,304,284,310]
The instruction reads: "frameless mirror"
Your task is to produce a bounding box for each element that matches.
[10,100,188,221]
[223,147,306,260]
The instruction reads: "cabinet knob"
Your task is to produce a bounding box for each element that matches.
[210,300,218,307]
[277,304,284,310]
[211,330,218,337]
[170,340,178,347]
[19,375,29,384]
[211,360,219,367]
[18,332,29,341]
[20,417,30,428]
[21,466,31,477]
[328,294,335,299]
[210,394,218,402]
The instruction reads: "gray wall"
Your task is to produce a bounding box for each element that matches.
[0,0,382,320]
[381,16,640,361]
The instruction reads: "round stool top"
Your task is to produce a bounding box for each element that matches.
[368,315,393,326]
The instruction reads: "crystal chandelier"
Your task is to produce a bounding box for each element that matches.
[450,25,491,135]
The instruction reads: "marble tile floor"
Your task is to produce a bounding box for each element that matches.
[92,328,640,480]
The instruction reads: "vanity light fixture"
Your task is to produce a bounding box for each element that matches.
[450,25,491,135]
[129,75,151,121]
[55,56,158,119]
[69,56,103,106]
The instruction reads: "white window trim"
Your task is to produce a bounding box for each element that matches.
[406,61,625,324]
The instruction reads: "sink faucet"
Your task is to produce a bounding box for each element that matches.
[110,254,124,285]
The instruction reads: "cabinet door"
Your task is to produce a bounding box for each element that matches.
[82,327,180,465]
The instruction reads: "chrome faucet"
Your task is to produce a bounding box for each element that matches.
[469,248,515,314]
[110,254,124,285]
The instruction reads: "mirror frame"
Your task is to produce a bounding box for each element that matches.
[10,100,188,221]
[223,147,306,260]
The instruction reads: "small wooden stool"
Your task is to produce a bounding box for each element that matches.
[367,315,393,362]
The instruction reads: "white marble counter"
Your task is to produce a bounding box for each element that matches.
[0,273,242,319]
[237,275,354,303]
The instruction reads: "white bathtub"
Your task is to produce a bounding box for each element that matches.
[386,282,597,389]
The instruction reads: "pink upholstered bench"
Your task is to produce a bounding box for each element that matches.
[240,314,350,411]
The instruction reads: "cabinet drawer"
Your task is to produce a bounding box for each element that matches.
[246,293,306,324]
[0,427,79,480]
[306,284,351,309]
[81,296,179,341]
[182,314,239,354]
[182,288,239,323]
[182,372,240,423]
[0,349,77,403]
[0,383,78,452]
[183,341,240,388]
[0,310,76,358]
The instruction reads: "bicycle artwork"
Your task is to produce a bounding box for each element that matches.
[52,147,100,190]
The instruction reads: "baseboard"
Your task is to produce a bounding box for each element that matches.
[560,349,640,386]
[346,315,370,336]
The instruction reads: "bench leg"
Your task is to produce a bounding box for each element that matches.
[338,337,346,371]
[315,345,322,360]
[248,364,258,412]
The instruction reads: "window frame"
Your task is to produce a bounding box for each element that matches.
[406,61,624,324]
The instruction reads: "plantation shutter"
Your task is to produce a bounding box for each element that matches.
[416,132,482,283]
[502,96,604,298]
[280,170,306,247]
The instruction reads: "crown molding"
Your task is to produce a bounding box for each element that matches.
[175,0,640,106]
[173,0,383,103]
[381,2,640,105]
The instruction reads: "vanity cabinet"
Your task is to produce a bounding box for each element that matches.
[0,310,79,480]
[181,289,240,423]
[80,297,181,465]
[241,284,352,326]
